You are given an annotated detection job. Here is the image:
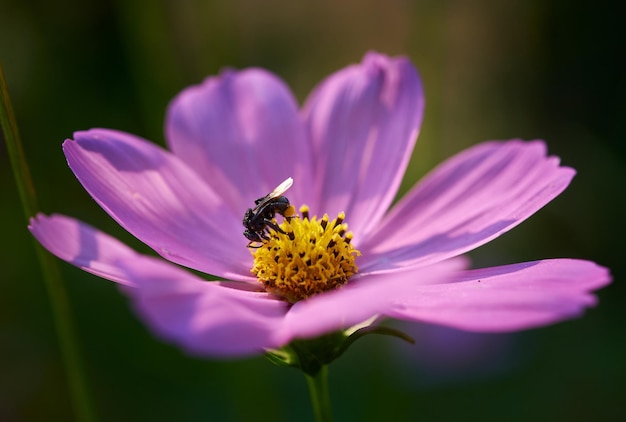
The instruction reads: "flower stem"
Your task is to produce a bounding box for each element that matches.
[0,63,96,421]
[305,365,332,422]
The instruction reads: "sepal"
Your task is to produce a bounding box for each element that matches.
[265,325,414,376]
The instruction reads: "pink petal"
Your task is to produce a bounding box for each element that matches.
[387,259,611,332]
[29,213,289,357]
[63,129,254,281]
[120,256,288,358]
[29,213,140,286]
[165,68,313,212]
[359,140,575,272]
[274,258,465,344]
[303,52,424,238]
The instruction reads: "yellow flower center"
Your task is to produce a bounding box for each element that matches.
[251,205,361,303]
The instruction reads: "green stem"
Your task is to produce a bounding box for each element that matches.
[305,365,332,422]
[0,63,96,421]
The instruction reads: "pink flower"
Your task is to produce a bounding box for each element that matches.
[29,52,610,358]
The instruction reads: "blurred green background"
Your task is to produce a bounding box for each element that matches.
[1,0,624,421]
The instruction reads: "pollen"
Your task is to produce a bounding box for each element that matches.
[251,205,361,303]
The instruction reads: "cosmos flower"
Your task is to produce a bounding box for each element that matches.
[29,52,610,358]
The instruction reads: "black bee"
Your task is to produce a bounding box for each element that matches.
[243,177,295,247]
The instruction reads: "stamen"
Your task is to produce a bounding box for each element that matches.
[250,205,361,303]
[333,212,345,227]
[300,205,310,221]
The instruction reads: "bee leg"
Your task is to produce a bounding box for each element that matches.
[263,219,285,234]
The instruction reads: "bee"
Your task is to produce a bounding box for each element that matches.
[243,177,296,247]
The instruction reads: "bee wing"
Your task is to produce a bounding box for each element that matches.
[267,177,293,199]
[252,177,293,211]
